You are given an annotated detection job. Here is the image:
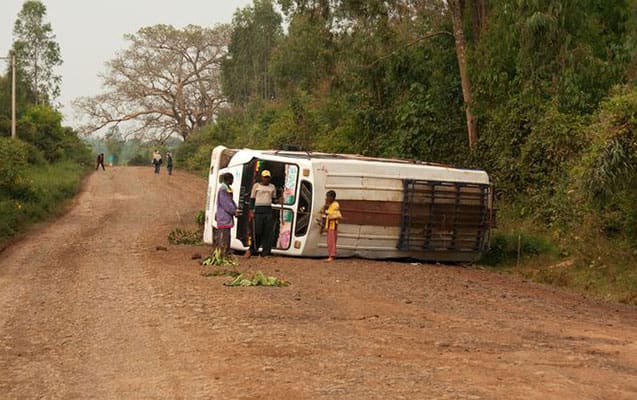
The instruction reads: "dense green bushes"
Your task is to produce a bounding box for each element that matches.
[481,231,557,266]
[0,159,90,246]
[578,86,637,244]
[10,105,91,164]
[0,3,93,248]
[0,135,91,248]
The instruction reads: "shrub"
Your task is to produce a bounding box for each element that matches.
[182,144,215,177]
[0,138,43,198]
[481,231,557,266]
[0,200,21,242]
[576,86,637,245]
[0,160,90,248]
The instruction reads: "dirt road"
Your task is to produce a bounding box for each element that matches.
[0,167,635,399]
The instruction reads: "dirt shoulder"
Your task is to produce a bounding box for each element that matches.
[0,166,635,399]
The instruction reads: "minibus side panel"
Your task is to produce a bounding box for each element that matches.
[308,159,493,261]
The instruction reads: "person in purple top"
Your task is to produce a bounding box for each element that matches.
[215,173,240,254]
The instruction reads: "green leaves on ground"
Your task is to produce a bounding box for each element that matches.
[201,248,238,266]
[200,248,290,287]
[200,248,239,277]
[224,271,290,287]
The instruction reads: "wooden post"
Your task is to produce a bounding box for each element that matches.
[11,51,16,139]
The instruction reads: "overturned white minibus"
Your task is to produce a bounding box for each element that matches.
[204,145,495,262]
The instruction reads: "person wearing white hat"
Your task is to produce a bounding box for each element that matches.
[248,169,277,257]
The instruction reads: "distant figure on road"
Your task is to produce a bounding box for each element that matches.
[215,172,240,255]
[165,152,173,176]
[320,190,341,262]
[96,153,105,171]
[152,150,162,174]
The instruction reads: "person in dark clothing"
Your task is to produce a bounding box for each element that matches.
[215,173,240,255]
[96,153,105,170]
[152,150,162,174]
[248,170,278,257]
[166,152,174,176]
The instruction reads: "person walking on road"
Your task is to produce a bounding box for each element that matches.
[152,150,162,174]
[96,153,106,171]
[166,152,174,176]
[320,190,342,262]
[215,173,240,255]
[248,170,278,257]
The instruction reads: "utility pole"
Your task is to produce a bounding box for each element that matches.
[11,51,16,139]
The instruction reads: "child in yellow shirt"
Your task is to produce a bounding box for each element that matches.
[320,190,341,262]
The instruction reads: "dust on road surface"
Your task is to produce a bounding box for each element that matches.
[0,166,635,400]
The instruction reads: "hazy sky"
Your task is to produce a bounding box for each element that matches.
[0,0,253,126]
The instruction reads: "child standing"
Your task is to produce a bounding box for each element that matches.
[320,190,341,262]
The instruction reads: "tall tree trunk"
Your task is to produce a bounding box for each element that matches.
[448,0,478,150]
[471,0,488,42]
[34,50,39,104]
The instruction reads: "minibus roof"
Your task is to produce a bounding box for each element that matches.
[260,150,483,172]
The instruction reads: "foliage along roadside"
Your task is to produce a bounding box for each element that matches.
[0,137,92,250]
[0,4,94,251]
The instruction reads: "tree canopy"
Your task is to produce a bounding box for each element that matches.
[12,0,62,105]
[74,24,231,142]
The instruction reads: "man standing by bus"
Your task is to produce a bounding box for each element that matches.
[249,170,278,257]
[215,173,240,255]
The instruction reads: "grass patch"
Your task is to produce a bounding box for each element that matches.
[482,203,637,305]
[481,231,558,266]
[0,160,90,249]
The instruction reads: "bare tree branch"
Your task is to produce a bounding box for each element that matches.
[73,23,231,141]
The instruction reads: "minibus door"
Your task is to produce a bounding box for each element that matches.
[235,159,258,247]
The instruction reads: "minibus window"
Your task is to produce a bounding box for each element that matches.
[282,164,298,205]
[295,181,312,237]
[275,209,294,250]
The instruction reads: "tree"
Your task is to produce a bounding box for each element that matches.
[75,24,230,142]
[448,0,478,150]
[222,0,283,105]
[12,0,62,105]
[470,0,488,42]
